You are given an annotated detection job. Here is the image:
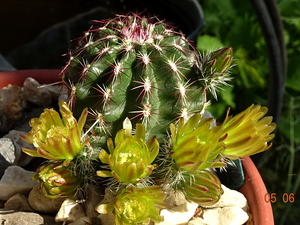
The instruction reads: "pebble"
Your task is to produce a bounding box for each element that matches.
[55,198,86,223]
[98,212,115,225]
[28,186,65,215]
[201,207,249,225]
[0,138,15,178]
[0,84,24,134]
[83,186,103,218]
[4,193,33,212]
[0,166,37,201]
[188,218,206,225]
[155,201,199,225]
[0,209,61,225]
[3,130,34,167]
[22,77,52,106]
[206,185,248,210]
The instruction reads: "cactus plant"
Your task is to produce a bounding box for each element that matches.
[21,12,277,225]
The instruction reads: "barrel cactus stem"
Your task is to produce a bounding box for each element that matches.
[61,13,205,145]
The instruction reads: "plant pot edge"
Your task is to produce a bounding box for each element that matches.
[239,156,274,225]
[0,70,274,225]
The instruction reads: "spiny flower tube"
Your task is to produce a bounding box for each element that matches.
[197,47,234,99]
[170,113,227,173]
[220,104,276,158]
[33,162,81,198]
[21,100,89,166]
[97,118,159,185]
[96,186,166,225]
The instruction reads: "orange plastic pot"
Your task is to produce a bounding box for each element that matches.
[0,70,274,225]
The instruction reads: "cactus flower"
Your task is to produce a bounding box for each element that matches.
[33,162,81,198]
[181,170,223,207]
[96,186,166,225]
[221,104,276,158]
[170,113,226,173]
[21,100,89,166]
[97,118,159,184]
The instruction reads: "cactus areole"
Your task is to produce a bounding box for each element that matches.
[61,13,203,142]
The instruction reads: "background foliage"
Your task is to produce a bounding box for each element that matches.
[198,0,300,224]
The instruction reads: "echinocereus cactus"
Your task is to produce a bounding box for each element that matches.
[96,186,166,225]
[20,12,277,225]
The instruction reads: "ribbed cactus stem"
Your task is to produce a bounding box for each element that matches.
[62,13,205,143]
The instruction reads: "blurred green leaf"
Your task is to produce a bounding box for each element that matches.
[285,56,300,91]
[197,35,223,51]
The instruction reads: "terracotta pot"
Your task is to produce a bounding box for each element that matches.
[0,69,61,88]
[0,70,274,225]
[239,156,274,225]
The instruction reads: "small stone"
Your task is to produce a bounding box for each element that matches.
[202,208,220,225]
[0,166,37,201]
[218,207,249,225]
[201,207,249,225]
[23,77,52,106]
[4,193,33,212]
[68,216,92,225]
[98,212,115,225]
[206,185,248,210]
[43,84,61,101]
[0,209,61,225]
[3,130,34,167]
[83,187,103,218]
[0,138,15,178]
[188,218,207,225]
[164,186,187,208]
[28,186,65,215]
[0,85,24,134]
[55,198,86,223]
[156,201,199,225]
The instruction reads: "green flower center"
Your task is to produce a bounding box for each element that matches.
[47,126,69,138]
[120,197,149,222]
[114,138,148,165]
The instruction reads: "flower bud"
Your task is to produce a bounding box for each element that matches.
[33,162,81,198]
[181,170,223,207]
[208,47,233,75]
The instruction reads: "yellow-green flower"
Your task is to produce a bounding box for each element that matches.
[21,100,89,166]
[221,104,276,158]
[96,186,166,225]
[97,118,159,184]
[170,113,226,173]
[33,162,81,198]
